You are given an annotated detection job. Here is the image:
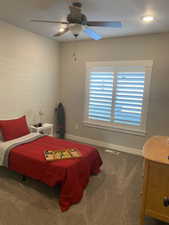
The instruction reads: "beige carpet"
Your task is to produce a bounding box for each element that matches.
[0,149,167,225]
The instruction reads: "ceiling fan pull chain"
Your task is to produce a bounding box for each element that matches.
[72,52,77,62]
[72,40,78,63]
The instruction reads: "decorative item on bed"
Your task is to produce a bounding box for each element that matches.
[0,115,103,211]
[44,148,81,161]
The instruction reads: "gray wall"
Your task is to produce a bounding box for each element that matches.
[60,33,169,150]
[0,20,60,125]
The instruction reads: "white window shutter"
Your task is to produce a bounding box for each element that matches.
[114,72,145,126]
[88,72,114,122]
[85,61,153,135]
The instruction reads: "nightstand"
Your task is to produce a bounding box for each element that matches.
[30,123,53,136]
[140,136,169,225]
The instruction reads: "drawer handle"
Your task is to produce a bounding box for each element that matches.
[163,196,169,207]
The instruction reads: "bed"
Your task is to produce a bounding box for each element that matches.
[0,116,102,211]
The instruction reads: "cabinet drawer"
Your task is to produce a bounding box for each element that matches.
[145,161,169,221]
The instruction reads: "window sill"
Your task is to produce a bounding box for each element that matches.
[83,120,146,136]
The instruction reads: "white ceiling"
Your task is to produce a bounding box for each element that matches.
[0,0,169,41]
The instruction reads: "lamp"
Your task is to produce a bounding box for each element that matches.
[69,24,82,38]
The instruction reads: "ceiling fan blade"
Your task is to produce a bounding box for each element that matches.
[31,19,68,24]
[87,21,122,28]
[53,27,69,37]
[83,27,102,40]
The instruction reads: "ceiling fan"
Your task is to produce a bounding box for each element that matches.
[31,1,122,40]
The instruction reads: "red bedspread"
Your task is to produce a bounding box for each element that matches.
[8,136,102,211]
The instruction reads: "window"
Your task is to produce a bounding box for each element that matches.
[84,61,153,135]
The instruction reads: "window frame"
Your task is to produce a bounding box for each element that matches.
[84,60,153,136]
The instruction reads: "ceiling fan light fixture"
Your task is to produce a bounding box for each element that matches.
[69,24,82,38]
[59,27,65,32]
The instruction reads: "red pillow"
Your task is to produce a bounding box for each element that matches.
[0,116,30,141]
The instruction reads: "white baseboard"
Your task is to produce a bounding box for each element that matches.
[66,134,143,157]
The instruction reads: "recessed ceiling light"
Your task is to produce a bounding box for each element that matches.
[59,27,65,32]
[142,16,154,23]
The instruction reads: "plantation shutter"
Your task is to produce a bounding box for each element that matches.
[114,72,145,126]
[88,71,114,122]
[86,61,152,134]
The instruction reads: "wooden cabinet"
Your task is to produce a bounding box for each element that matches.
[141,136,169,225]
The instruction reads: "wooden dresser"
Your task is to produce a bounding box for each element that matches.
[141,136,169,225]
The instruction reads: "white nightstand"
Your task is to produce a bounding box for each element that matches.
[30,123,53,136]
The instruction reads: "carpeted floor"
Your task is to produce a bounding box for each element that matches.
[0,149,167,225]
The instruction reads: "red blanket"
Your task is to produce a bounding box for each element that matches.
[8,136,102,211]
